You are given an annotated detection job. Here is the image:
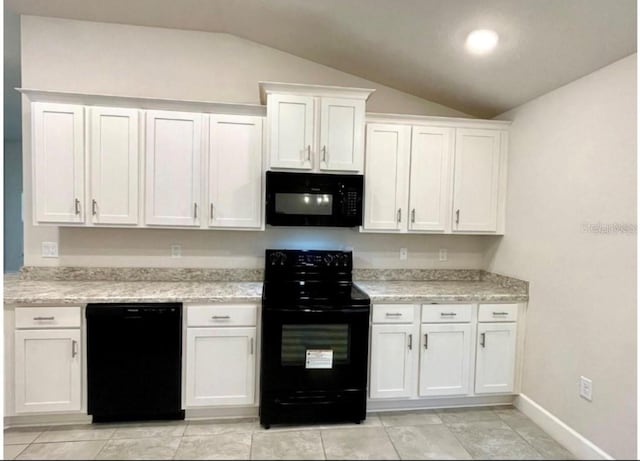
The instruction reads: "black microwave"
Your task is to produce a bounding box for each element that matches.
[265,171,364,227]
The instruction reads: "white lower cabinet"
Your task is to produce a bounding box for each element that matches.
[185,305,257,407]
[369,303,520,403]
[14,307,82,414]
[474,323,517,394]
[419,323,471,397]
[369,323,418,399]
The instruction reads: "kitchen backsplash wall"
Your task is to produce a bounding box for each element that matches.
[50,226,497,269]
[19,15,484,270]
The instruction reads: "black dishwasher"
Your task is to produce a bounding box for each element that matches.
[86,303,184,422]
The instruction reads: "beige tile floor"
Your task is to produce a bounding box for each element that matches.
[3,406,574,460]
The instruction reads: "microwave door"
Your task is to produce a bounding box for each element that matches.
[275,193,334,217]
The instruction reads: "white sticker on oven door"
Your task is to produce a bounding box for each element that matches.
[305,349,333,369]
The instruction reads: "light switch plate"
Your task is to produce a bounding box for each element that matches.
[41,242,58,258]
[579,376,593,401]
[439,249,448,261]
[171,244,182,258]
[400,248,408,260]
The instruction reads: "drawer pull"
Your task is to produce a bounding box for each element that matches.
[440,312,457,316]
[480,333,486,348]
[33,316,55,321]
[385,312,403,317]
[71,340,78,358]
[211,315,231,320]
[493,312,509,316]
[408,334,413,350]
[424,333,428,349]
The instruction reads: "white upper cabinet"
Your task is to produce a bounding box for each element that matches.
[32,102,85,224]
[260,82,374,173]
[363,123,411,231]
[319,98,365,171]
[408,126,454,232]
[267,94,314,170]
[363,116,508,235]
[208,115,263,229]
[452,128,503,233]
[145,110,202,227]
[89,107,139,225]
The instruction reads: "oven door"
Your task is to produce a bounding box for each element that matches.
[261,306,370,393]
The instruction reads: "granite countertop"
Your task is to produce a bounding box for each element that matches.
[4,270,528,305]
[355,280,528,303]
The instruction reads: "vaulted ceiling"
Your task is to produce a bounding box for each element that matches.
[4,0,637,118]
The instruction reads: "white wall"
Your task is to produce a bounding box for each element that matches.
[487,54,637,459]
[19,15,492,269]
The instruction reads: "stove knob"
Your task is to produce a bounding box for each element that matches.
[279,252,287,266]
[323,254,334,266]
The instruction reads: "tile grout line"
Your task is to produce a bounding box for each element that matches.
[380,420,403,460]
[319,428,328,460]
[491,408,548,460]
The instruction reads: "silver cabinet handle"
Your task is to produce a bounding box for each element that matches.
[74,198,81,215]
[411,209,416,223]
[33,316,55,321]
[440,312,457,317]
[424,333,428,349]
[194,203,198,219]
[250,337,254,355]
[210,203,214,220]
[71,340,78,358]
[211,315,231,320]
[385,312,402,317]
[493,312,509,316]
[322,145,327,162]
[306,145,311,161]
[92,199,97,216]
[408,334,413,350]
[397,208,402,223]
[480,332,486,348]
[456,209,460,225]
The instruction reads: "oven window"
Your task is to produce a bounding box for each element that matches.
[275,193,333,216]
[281,324,350,366]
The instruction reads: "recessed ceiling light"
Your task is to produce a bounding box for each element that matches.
[465,29,499,55]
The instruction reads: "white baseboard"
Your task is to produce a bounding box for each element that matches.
[514,394,614,460]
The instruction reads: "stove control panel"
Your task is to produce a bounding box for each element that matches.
[266,250,352,269]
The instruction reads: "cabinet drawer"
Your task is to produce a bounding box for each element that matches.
[15,307,81,329]
[421,304,472,323]
[187,304,257,327]
[478,304,518,322]
[372,305,416,323]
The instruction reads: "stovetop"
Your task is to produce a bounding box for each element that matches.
[262,249,370,308]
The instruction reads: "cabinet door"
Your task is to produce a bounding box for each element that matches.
[409,126,453,232]
[475,323,517,394]
[90,107,139,225]
[268,94,314,170]
[208,115,263,229]
[419,324,471,397]
[319,98,365,172]
[363,124,411,231]
[370,324,417,399]
[186,327,256,406]
[15,329,81,413]
[452,129,501,232]
[32,102,85,224]
[145,111,202,226]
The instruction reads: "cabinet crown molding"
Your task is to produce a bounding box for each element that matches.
[366,112,511,130]
[17,88,266,117]
[259,81,375,104]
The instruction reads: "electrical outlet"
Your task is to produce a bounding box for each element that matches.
[41,242,58,258]
[579,376,593,401]
[399,248,408,260]
[439,248,448,261]
[171,244,182,258]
